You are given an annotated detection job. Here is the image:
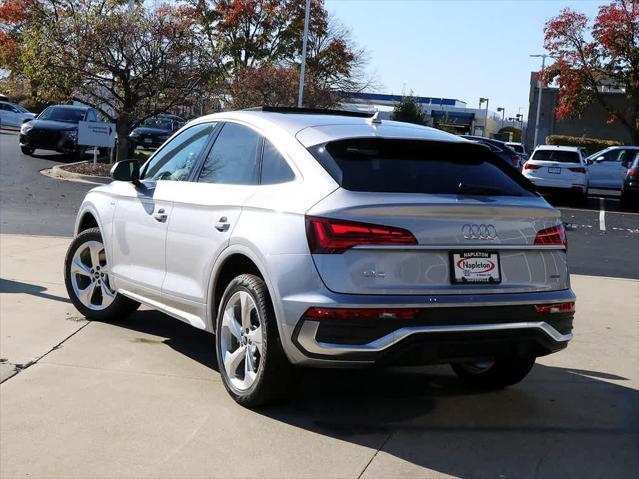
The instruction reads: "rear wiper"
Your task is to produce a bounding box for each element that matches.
[457,182,517,196]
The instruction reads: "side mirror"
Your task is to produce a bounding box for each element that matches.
[110,159,141,185]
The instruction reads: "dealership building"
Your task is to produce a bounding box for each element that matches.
[525,72,634,149]
[338,92,515,138]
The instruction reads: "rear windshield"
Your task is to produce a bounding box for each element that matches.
[509,144,524,154]
[531,149,580,163]
[308,138,536,196]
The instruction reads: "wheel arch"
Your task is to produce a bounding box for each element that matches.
[207,246,281,336]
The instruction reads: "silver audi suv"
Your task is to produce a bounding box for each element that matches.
[64,107,575,407]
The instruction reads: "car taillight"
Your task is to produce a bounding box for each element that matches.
[303,307,421,320]
[534,224,567,248]
[306,216,417,254]
[629,169,638,177]
[534,302,575,314]
[511,155,520,166]
[568,167,586,173]
[524,163,541,170]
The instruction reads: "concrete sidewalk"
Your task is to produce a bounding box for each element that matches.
[1,234,638,478]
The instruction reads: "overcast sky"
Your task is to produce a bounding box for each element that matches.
[325,0,605,118]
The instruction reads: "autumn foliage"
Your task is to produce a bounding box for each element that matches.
[543,0,639,143]
[0,0,369,160]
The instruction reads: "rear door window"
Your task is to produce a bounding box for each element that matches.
[308,138,536,197]
[531,150,580,163]
[197,122,261,185]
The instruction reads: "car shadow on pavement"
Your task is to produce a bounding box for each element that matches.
[0,278,70,304]
[114,309,638,478]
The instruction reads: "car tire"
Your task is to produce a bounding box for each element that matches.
[64,227,139,321]
[20,146,34,156]
[215,273,300,408]
[451,356,535,389]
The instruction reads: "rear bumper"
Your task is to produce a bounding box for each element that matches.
[286,289,575,366]
[524,176,587,193]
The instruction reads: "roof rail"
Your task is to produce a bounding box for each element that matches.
[255,106,375,118]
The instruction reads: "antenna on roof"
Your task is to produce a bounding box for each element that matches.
[368,110,382,125]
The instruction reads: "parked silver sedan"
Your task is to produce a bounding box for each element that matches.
[64,108,575,407]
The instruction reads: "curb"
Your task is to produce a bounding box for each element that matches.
[43,161,112,185]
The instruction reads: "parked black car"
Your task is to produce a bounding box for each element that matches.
[128,115,185,152]
[19,104,100,160]
[461,135,522,169]
[621,151,639,206]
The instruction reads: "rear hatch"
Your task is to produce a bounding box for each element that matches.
[525,149,585,181]
[305,138,568,295]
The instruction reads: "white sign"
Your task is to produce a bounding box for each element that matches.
[78,121,116,148]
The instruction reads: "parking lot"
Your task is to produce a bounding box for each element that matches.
[1,129,638,478]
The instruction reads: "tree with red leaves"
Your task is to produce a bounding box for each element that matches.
[0,0,214,160]
[186,0,372,107]
[543,0,639,143]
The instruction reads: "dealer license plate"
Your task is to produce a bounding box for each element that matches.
[451,251,501,284]
[548,167,561,174]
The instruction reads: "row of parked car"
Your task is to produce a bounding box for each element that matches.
[2,99,185,160]
[461,134,639,205]
[3,99,638,204]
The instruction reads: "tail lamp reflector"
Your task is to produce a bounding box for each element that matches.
[304,307,421,320]
[306,216,417,254]
[568,167,586,173]
[534,302,575,314]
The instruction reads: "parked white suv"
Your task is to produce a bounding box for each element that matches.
[523,145,589,200]
[65,108,575,407]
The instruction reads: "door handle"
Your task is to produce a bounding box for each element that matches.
[214,216,230,232]
[154,208,168,223]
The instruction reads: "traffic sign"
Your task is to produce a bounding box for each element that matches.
[78,121,116,148]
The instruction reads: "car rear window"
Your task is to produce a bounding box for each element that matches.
[308,138,536,196]
[531,149,580,163]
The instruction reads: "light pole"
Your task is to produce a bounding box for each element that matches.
[497,107,505,128]
[297,0,311,108]
[479,97,489,137]
[530,54,550,147]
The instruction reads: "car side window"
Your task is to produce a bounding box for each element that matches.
[143,123,215,182]
[86,110,97,122]
[261,140,295,184]
[618,150,629,165]
[601,150,621,162]
[198,122,260,185]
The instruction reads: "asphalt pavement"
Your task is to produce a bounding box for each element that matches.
[0,129,93,236]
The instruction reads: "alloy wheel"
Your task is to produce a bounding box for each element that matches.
[219,291,264,391]
[69,240,115,310]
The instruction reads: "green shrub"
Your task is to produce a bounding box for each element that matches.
[545,135,623,155]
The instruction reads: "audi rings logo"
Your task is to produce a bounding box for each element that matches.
[461,224,498,240]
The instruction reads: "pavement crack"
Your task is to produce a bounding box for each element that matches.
[357,432,393,479]
[0,320,90,384]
